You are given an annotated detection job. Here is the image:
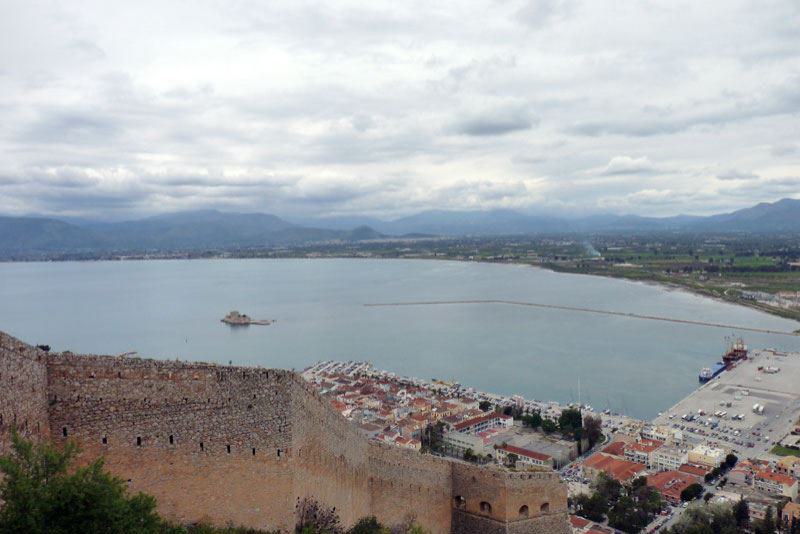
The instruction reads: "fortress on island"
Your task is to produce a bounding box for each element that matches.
[0,330,569,534]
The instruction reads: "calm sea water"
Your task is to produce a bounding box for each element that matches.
[1,258,799,419]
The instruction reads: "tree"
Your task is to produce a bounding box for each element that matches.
[420,422,445,453]
[574,492,608,522]
[0,430,163,534]
[680,483,703,502]
[582,415,603,448]
[505,453,519,467]
[724,453,738,469]
[463,448,476,462]
[607,494,650,534]
[478,400,492,412]
[346,517,388,534]
[558,408,582,436]
[666,503,740,534]
[541,419,557,433]
[733,497,749,529]
[522,412,542,429]
[755,506,775,534]
[593,472,623,506]
[295,498,343,534]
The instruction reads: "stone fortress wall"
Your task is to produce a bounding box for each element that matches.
[0,333,49,454]
[0,331,569,534]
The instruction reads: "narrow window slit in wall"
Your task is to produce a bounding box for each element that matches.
[62,427,67,437]
[226,444,231,454]
[252,448,256,456]
[102,436,107,445]
[136,436,142,446]
[169,435,174,445]
[200,442,204,451]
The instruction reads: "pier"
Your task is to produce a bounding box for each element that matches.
[364,299,799,337]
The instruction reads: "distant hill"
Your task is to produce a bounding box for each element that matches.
[0,210,384,257]
[695,198,800,232]
[364,198,800,235]
[380,209,569,235]
[2,198,800,257]
[0,216,107,253]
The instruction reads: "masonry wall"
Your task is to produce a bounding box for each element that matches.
[46,352,298,531]
[0,330,570,533]
[0,332,49,454]
[450,463,571,534]
[289,374,455,532]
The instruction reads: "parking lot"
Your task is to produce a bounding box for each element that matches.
[652,349,800,458]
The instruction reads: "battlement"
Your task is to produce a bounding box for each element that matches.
[0,331,569,533]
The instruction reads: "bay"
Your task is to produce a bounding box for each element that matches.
[1,258,798,420]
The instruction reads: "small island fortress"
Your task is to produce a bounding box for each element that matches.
[0,330,569,534]
[222,310,274,325]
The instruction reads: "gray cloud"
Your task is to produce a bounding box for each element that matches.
[449,106,538,136]
[569,78,800,138]
[600,156,654,175]
[717,170,760,181]
[0,0,799,219]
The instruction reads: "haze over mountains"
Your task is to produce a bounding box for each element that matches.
[1,198,799,257]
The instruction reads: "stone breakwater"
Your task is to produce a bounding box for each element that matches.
[0,330,569,534]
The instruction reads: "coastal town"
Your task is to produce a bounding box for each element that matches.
[303,341,800,533]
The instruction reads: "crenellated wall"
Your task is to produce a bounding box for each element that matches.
[0,331,570,533]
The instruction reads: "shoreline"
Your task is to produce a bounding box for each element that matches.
[537,261,800,326]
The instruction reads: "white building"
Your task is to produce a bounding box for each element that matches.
[642,425,683,444]
[442,431,491,456]
[453,412,513,434]
[754,470,799,500]
[651,445,689,472]
[688,444,726,468]
[495,444,553,469]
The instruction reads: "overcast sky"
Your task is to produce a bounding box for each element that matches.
[1,0,799,220]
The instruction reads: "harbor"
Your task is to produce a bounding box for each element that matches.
[653,347,800,459]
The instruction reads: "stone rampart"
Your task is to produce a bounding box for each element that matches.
[0,332,49,454]
[0,331,569,533]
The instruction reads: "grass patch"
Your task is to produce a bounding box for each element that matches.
[771,445,800,457]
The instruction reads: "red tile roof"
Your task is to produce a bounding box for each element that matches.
[584,453,646,482]
[678,463,709,477]
[330,400,347,412]
[570,515,590,528]
[627,439,664,454]
[453,412,511,432]
[497,444,552,462]
[601,440,627,457]
[755,469,796,486]
[647,470,695,503]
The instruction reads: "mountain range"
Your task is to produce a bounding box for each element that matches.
[1,198,799,257]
